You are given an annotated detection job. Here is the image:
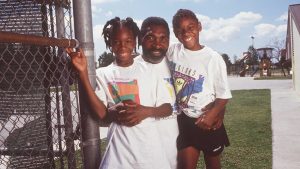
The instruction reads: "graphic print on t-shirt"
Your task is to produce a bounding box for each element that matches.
[108,80,140,104]
[164,77,177,113]
[173,71,204,109]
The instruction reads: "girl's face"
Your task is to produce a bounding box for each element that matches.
[174,17,201,51]
[111,26,136,67]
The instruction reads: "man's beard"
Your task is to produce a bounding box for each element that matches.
[143,48,166,64]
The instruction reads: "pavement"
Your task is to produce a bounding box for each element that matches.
[228,76,300,169]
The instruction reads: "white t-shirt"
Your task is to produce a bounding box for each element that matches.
[135,56,179,169]
[167,43,232,118]
[95,58,172,169]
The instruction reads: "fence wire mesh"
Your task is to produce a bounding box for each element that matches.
[0,0,83,168]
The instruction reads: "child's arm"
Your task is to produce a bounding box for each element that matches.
[195,98,228,130]
[66,48,107,119]
[116,100,172,127]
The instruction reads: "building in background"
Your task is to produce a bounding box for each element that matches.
[286,4,300,95]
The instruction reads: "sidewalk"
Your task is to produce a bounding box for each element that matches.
[228,77,300,169]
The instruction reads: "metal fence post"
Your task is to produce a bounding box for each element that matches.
[72,0,101,169]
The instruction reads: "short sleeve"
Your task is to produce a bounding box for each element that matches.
[95,70,109,106]
[213,54,232,99]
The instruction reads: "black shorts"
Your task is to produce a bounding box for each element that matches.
[177,113,230,156]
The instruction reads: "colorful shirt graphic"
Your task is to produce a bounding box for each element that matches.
[107,80,140,104]
[173,71,204,109]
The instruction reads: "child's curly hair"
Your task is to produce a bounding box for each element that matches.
[172,9,199,29]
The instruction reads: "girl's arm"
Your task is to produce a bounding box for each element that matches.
[66,48,107,119]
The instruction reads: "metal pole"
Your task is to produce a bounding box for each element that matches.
[0,31,79,48]
[72,0,101,169]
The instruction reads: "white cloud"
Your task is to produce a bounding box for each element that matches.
[277,12,288,21]
[254,23,286,37]
[196,12,262,42]
[93,24,107,57]
[105,11,113,17]
[91,0,119,4]
[91,5,102,17]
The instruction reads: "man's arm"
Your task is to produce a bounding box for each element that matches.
[116,100,172,127]
[195,98,228,130]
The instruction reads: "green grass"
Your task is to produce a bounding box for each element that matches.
[56,89,271,168]
[197,89,272,169]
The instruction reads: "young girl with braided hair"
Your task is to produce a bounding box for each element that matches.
[66,17,172,169]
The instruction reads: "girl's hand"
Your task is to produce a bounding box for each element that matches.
[65,48,87,74]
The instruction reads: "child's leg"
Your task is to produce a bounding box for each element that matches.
[177,146,199,169]
[204,154,221,169]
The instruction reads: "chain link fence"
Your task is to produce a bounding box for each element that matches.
[0,0,85,168]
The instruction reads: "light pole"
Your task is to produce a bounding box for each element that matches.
[251,36,255,47]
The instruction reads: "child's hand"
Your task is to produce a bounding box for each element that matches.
[195,113,216,130]
[65,48,87,73]
[212,108,225,129]
[195,108,225,131]
[116,100,148,127]
[201,101,214,113]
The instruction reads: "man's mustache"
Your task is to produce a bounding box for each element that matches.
[149,48,166,54]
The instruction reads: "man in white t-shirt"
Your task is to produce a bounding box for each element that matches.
[135,16,179,169]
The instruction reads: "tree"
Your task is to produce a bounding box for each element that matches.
[221,53,232,66]
[233,55,238,64]
[248,45,259,65]
[98,51,115,67]
[267,37,285,62]
[221,53,232,73]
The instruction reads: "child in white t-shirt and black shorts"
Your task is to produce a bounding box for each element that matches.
[167,9,232,169]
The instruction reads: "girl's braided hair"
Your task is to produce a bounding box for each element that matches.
[102,17,140,52]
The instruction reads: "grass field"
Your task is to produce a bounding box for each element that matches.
[52,88,272,169]
[96,89,272,169]
[197,89,272,168]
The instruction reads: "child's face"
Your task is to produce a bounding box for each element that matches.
[142,25,169,64]
[174,17,201,51]
[111,27,136,66]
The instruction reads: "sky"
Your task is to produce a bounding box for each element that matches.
[90,0,299,62]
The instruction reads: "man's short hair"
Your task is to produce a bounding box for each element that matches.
[139,17,170,46]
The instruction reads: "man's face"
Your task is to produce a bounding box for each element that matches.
[142,25,169,64]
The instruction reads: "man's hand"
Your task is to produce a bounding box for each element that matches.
[195,101,226,131]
